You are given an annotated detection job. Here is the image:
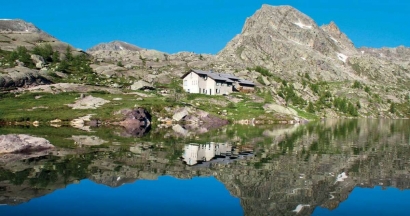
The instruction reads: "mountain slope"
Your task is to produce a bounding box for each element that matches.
[0,19,76,53]
[87,40,142,52]
[216,5,409,85]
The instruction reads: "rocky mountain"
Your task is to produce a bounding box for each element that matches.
[358,46,410,64]
[0,19,77,54]
[216,4,409,84]
[87,40,142,52]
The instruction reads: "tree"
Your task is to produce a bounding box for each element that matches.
[389,103,396,114]
[9,46,32,67]
[52,51,60,63]
[33,44,53,62]
[307,101,315,113]
[64,46,73,61]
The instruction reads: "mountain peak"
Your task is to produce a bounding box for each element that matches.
[0,19,43,33]
[217,4,360,81]
[87,41,142,52]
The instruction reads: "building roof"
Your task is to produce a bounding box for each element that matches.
[208,73,234,82]
[219,73,240,80]
[182,69,252,85]
[238,79,255,86]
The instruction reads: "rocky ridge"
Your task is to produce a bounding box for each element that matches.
[87,40,142,52]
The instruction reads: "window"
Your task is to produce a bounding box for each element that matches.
[216,82,220,86]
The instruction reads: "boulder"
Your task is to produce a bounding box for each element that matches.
[173,107,190,121]
[0,134,54,154]
[130,80,154,90]
[118,108,152,137]
[263,103,298,116]
[30,54,46,69]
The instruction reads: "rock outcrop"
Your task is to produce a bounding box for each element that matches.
[87,40,142,52]
[0,134,54,154]
[0,19,79,54]
[118,108,152,137]
[0,66,52,89]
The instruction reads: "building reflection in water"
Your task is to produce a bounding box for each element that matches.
[182,142,253,166]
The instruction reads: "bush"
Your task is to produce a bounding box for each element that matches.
[352,80,362,89]
[307,102,315,113]
[254,66,271,77]
[390,103,396,113]
[33,44,54,62]
[364,86,371,94]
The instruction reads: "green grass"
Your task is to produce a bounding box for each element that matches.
[289,105,319,120]
[0,91,174,122]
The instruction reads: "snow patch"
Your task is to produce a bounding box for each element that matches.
[119,46,123,50]
[301,57,306,61]
[292,204,310,213]
[330,37,339,43]
[361,51,365,54]
[336,172,348,182]
[337,53,348,63]
[294,21,312,29]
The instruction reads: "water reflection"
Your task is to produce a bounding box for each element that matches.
[0,119,410,215]
[182,142,253,166]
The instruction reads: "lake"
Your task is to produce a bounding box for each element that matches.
[1,119,410,215]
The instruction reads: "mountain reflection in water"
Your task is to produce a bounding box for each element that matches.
[0,176,243,216]
[0,119,410,215]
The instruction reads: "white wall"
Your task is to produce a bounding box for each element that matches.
[183,72,200,93]
[197,143,216,161]
[205,78,217,95]
[182,144,199,165]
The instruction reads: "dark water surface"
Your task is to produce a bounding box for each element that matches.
[1,119,410,215]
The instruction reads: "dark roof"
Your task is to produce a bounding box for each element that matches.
[182,69,250,84]
[219,73,240,80]
[238,80,255,86]
[208,73,233,82]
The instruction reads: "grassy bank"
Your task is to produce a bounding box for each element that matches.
[0,90,299,124]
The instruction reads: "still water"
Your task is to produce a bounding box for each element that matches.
[0,119,410,215]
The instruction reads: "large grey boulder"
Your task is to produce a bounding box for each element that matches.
[130,80,154,90]
[30,54,46,69]
[0,66,52,89]
[172,107,190,121]
[0,134,54,154]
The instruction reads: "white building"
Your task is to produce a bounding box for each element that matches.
[197,143,216,161]
[181,69,254,95]
[182,144,199,165]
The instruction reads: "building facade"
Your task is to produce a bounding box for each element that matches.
[181,69,254,95]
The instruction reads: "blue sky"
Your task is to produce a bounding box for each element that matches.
[1,0,409,54]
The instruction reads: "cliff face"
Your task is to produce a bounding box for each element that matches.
[216,5,409,84]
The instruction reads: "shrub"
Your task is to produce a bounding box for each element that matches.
[33,44,54,62]
[254,66,271,77]
[352,80,362,89]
